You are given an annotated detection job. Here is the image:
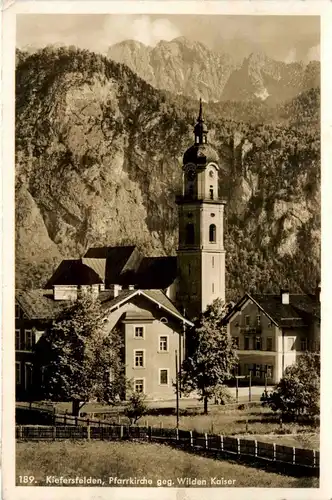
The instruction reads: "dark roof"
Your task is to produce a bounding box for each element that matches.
[135,257,177,289]
[84,246,142,286]
[45,260,103,287]
[16,289,67,320]
[224,293,320,328]
[183,143,219,166]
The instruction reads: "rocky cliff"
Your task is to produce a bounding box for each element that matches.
[15,47,320,299]
[107,38,320,104]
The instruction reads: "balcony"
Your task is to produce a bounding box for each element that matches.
[239,325,262,334]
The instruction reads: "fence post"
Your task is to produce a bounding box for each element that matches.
[205,433,208,450]
[237,438,240,455]
[254,440,257,457]
[292,447,296,465]
[160,421,163,429]
[75,416,78,426]
[64,414,67,426]
[190,431,193,447]
[19,425,23,440]
[148,426,152,442]
[87,425,91,441]
[52,426,56,441]
[273,443,276,461]
[87,418,90,427]
[120,425,124,439]
[313,450,316,468]
[220,435,224,452]
[176,428,179,443]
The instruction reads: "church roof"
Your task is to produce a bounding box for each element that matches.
[135,256,177,289]
[45,260,103,287]
[183,143,219,166]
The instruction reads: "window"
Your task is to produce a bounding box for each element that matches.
[212,283,215,294]
[254,364,261,378]
[188,263,191,276]
[134,326,144,338]
[15,304,20,319]
[16,362,21,385]
[159,369,169,385]
[134,379,144,393]
[134,350,144,367]
[244,336,250,350]
[25,363,33,390]
[188,184,194,197]
[266,337,273,351]
[15,330,21,351]
[159,336,168,352]
[268,320,273,328]
[255,336,262,350]
[287,337,295,351]
[212,256,214,268]
[233,337,239,349]
[24,330,33,351]
[244,363,249,375]
[256,314,261,326]
[245,315,250,326]
[209,186,214,200]
[300,338,307,351]
[266,365,273,378]
[209,224,216,243]
[185,223,195,244]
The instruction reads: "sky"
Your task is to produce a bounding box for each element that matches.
[16,14,320,64]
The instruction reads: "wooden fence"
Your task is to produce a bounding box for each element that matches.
[16,423,319,473]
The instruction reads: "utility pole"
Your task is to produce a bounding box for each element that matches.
[249,371,252,402]
[175,350,179,428]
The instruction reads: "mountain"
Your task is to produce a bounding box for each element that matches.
[108,38,320,104]
[222,52,320,104]
[108,36,236,103]
[15,47,320,299]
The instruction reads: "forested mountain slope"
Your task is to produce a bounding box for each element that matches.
[15,47,320,299]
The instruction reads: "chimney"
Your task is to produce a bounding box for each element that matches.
[280,288,289,305]
[109,284,122,298]
[128,285,135,291]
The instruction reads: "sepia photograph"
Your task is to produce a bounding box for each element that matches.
[2,2,327,497]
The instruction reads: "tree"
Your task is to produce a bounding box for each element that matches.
[262,352,320,420]
[36,288,127,415]
[124,391,148,426]
[179,298,238,414]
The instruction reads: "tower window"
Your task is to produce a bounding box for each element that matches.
[209,224,216,243]
[185,223,195,245]
[188,184,194,197]
[212,283,215,294]
[212,256,214,268]
[209,186,214,200]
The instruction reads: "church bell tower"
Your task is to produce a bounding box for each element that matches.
[176,99,226,319]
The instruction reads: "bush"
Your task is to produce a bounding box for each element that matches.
[213,384,235,405]
[264,352,320,421]
[124,392,148,425]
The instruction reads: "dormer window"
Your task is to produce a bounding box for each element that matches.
[209,186,214,200]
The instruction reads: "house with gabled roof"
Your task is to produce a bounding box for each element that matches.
[222,288,321,384]
[15,285,193,401]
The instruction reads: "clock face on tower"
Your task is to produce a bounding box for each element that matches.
[185,165,196,180]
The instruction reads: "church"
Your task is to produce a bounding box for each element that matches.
[15,101,227,401]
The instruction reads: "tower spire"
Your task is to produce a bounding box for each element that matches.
[194,98,208,144]
[198,97,203,122]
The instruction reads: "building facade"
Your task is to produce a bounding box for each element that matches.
[15,287,192,401]
[223,289,321,384]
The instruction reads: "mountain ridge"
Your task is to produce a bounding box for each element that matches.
[15,46,320,299]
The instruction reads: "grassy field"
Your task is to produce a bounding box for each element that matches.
[16,441,318,488]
